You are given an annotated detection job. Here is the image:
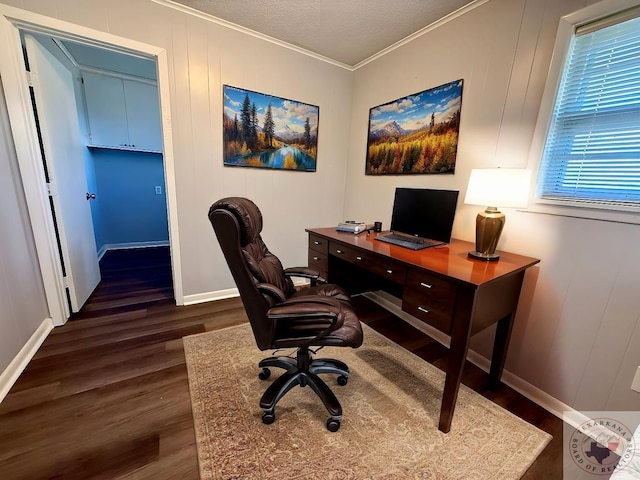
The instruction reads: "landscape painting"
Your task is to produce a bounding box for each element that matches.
[365,79,463,175]
[223,85,319,171]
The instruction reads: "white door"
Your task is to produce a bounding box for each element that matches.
[24,34,100,314]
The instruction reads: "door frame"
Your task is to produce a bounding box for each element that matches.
[0,5,184,326]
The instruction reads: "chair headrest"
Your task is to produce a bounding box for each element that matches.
[209,197,263,246]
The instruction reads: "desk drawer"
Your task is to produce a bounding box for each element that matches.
[405,268,456,306]
[308,250,328,278]
[329,242,367,265]
[367,258,406,284]
[309,234,328,255]
[329,241,406,284]
[402,288,453,334]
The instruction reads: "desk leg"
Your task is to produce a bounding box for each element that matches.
[439,291,474,433]
[489,313,514,390]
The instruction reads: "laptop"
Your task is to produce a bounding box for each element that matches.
[375,188,459,250]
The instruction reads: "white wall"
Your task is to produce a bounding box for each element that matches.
[346,0,640,412]
[0,77,49,375]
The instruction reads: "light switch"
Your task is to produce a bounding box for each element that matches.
[155,186,162,195]
[632,366,640,394]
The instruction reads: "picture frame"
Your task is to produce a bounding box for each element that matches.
[365,79,463,175]
[222,85,319,171]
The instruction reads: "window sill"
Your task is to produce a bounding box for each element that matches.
[520,203,640,226]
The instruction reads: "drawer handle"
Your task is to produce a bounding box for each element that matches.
[420,282,433,289]
[386,269,393,274]
[314,241,320,245]
[313,256,319,261]
[417,306,430,314]
[356,256,362,261]
[336,249,343,254]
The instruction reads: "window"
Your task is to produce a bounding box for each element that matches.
[536,7,640,212]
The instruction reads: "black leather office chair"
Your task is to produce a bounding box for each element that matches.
[208,197,363,431]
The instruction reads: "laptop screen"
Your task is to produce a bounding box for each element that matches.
[390,188,459,244]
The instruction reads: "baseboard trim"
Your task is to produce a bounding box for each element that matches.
[97,241,170,261]
[0,317,53,403]
[361,290,586,428]
[183,278,310,306]
[183,288,239,306]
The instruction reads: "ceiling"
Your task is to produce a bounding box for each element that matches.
[61,40,157,79]
[165,0,480,68]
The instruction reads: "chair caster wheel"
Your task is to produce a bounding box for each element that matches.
[337,375,348,386]
[326,418,341,432]
[262,410,275,425]
[258,367,271,380]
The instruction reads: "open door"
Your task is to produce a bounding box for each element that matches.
[24,34,100,315]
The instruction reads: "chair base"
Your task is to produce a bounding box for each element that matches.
[257,347,349,431]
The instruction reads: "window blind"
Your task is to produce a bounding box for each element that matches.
[536,13,640,210]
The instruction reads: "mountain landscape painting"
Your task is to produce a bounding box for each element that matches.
[366,79,463,175]
[223,85,319,171]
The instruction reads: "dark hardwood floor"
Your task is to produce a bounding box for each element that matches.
[0,247,563,479]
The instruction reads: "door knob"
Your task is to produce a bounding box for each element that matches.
[86,193,96,200]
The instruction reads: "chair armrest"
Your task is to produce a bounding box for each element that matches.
[267,296,345,345]
[256,283,287,304]
[284,267,326,285]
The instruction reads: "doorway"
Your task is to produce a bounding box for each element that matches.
[0,8,183,326]
[22,32,172,316]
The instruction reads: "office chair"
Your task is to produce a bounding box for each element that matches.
[208,197,363,432]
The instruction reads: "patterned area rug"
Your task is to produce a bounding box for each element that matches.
[184,323,551,479]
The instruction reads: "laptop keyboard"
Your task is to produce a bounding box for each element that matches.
[375,233,438,250]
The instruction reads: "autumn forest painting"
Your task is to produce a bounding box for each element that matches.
[223,85,319,171]
[366,79,463,175]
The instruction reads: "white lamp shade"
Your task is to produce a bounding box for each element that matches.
[464,168,532,208]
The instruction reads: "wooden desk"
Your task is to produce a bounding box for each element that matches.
[306,227,540,433]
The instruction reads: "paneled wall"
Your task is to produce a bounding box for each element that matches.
[346,0,640,412]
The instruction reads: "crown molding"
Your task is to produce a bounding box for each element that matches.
[353,0,490,69]
[151,0,353,70]
[152,0,490,72]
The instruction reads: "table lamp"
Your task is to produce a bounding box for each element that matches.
[464,168,531,261]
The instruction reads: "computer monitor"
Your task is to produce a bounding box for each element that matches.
[390,188,459,243]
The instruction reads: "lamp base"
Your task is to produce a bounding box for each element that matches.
[468,250,500,261]
[472,207,505,261]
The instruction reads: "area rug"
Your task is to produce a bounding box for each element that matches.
[183,323,551,480]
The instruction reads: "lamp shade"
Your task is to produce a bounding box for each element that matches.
[464,169,532,208]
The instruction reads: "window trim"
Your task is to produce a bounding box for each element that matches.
[528,0,640,224]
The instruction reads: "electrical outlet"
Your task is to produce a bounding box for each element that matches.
[632,366,640,394]
[155,186,162,195]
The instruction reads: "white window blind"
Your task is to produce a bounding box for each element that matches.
[536,11,640,210]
